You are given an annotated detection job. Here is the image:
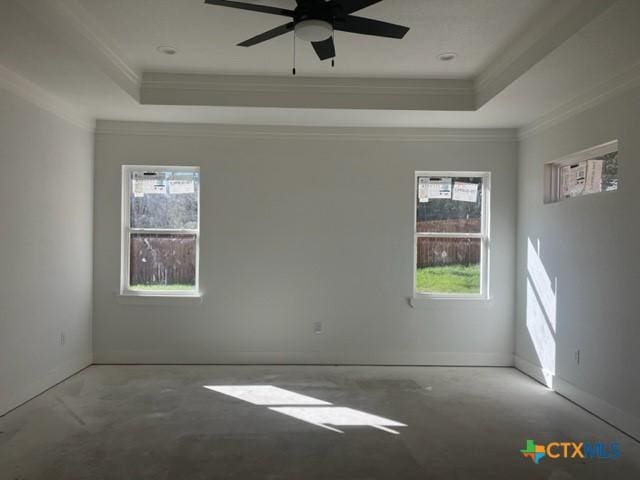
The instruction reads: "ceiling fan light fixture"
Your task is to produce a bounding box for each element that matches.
[295,19,333,42]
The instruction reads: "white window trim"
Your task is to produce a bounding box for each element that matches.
[544,140,618,204]
[413,171,491,301]
[120,165,201,298]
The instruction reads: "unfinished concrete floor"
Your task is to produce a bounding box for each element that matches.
[0,365,638,479]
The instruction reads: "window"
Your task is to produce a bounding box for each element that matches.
[414,172,490,298]
[545,140,619,204]
[121,166,200,296]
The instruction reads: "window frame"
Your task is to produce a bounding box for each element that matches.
[544,140,619,204]
[120,165,201,297]
[413,171,491,300]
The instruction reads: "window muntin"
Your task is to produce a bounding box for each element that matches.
[414,173,489,298]
[122,167,200,295]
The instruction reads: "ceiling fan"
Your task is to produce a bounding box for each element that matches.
[204,0,409,62]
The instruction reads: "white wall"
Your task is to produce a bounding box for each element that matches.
[93,123,517,366]
[0,89,94,415]
[515,85,640,439]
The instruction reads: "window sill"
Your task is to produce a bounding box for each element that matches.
[116,292,203,306]
[409,295,493,308]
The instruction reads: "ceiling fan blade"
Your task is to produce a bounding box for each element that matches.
[238,22,295,46]
[335,15,409,39]
[338,0,383,15]
[311,37,336,60]
[204,0,294,17]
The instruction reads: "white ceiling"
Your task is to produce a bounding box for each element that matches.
[1,0,639,130]
[75,0,553,78]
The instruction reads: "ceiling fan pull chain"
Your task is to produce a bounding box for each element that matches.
[292,33,297,76]
[332,34,335,68]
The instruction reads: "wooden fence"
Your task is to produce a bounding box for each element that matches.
[416,219,481,267]
[130,235,196,286]
[416,237,480,268]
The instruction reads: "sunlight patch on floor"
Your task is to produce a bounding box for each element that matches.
[205,385,407,434]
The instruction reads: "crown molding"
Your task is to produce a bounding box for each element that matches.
[519,61,640,140]
[20,0,140,100]
[141,73,473,96]
[140,73,476,111]
[95,120,517,143]
[475,0,618,108]
[0,63,93,130]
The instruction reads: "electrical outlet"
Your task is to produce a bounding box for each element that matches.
[60,332,65,346]
[313,322,324,334]
[574,349,580,365]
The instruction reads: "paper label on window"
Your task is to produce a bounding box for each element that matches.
[138,178,167,194]
[585,159,603,194]
[133,179,145,197]
[169,179,195,194]
[452,182,479,203]
[427,178,452,199]
[561,162,586,198]
[418,177,429,203]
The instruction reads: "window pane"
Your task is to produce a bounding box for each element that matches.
[416,176,482,233]
[129,234,196,290]
[415,237,481,294]
[559,150,619,200]
[130,170,199,229]
[601,150,619,192]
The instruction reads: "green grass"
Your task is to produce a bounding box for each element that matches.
[130,284,195,291]
[416,264,480,294]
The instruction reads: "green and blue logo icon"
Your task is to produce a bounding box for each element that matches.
[521,439,620,464]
